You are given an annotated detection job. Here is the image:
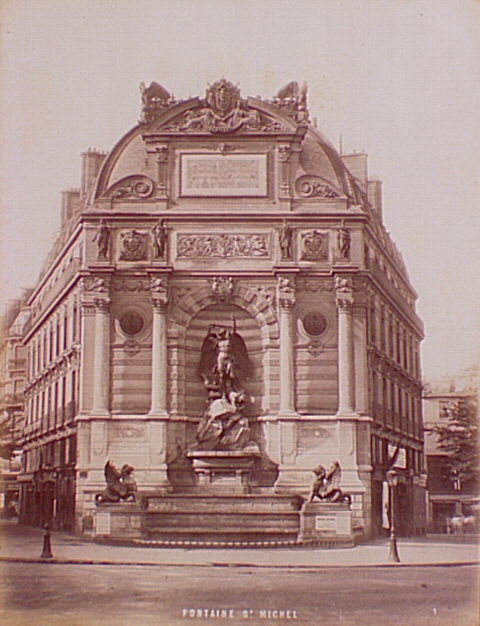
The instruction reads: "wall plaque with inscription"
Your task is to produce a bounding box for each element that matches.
[181,154,267,196]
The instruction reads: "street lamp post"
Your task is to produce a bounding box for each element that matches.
[387,469,401,563]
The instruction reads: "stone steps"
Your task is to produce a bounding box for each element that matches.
[140,494,302,543]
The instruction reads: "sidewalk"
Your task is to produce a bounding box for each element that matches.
[1,520,478,569]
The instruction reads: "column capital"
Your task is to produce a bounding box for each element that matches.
[93,296,111,313]
[277,275,296,310]
[334,274,354,309]
[150,276,168,307]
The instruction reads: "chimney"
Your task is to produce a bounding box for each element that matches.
[61,188,81,226]
[367,179,383,220]
[341,153,368,189]
[81,149,106,201]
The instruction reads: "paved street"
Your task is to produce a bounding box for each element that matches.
[1,561,478,626]
[1,521,478,625]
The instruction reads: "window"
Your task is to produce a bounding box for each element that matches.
[63,311,68,350]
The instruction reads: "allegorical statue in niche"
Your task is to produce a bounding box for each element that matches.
[278,220,293,260]
[152,220,167,259]
[337,220,351,259]
[308,460,351,506]
[191,322,258,452]
[95,461,137,504]
[93,219,110,260]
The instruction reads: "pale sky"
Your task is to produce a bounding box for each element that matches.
[1,0,479,383]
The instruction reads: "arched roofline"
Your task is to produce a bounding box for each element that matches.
[93,92,354,202]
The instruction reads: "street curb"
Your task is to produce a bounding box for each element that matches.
[0,556,478,569]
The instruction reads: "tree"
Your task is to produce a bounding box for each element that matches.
[433,396,479,491]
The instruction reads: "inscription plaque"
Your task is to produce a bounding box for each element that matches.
[315,514,336,532]
[181,154,267,196]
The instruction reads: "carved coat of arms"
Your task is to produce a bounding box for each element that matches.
[301,230,328,261]
[119,230,148,261]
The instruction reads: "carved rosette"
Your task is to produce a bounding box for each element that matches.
[277,276,296,311]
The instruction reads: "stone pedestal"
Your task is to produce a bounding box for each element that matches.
[94,503,142,539]
[186,450,260,494]
[299,502,354,546]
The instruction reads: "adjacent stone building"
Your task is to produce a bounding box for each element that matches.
[423,390,478,532]
[16,79,425,538]
[0,296,30,514]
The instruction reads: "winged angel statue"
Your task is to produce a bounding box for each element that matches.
[191,322,258,451]
[95,461,137,504]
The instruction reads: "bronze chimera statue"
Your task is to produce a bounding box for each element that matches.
[308,460,351,506]
[95,460,137,504]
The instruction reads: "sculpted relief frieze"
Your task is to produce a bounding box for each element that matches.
[162,80,286,134]
[177,233,270,259]
[138,79,310,129]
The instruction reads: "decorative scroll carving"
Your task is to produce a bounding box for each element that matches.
[295,175,341,199]
[103,175,156,200]
[119,230,148,261]
[211,276,234,302]
[139,81,175,124]
[300,230,328,261]
[177,233,269,258]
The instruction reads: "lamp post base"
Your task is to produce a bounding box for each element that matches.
[388,530,401,563]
